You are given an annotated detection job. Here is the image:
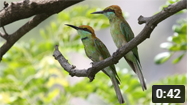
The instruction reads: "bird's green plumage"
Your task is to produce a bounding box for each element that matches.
[107,11,146,90]
[76,26,120,83]
[120,22,140,63]
[92,5,147,91]
[66,24,124,104]
[94,38,120,81]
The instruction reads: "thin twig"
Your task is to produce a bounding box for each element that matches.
[0,31,8,40]
[2,26,8,35]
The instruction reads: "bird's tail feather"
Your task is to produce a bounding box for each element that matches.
[134,60,147,91]
[111,77,125,104]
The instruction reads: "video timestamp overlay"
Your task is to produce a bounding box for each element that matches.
[152,85,185,103]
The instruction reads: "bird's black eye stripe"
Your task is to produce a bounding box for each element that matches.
[83,28,92,33]
[106,9,115,13]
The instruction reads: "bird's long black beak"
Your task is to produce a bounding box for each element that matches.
[91,11,104,14]
[65,24,80,30]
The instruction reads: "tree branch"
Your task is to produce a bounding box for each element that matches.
[53,0,187,81]
[0,0,84,61]
[0,14,50,61]
[53,45,88,75]
[0,0,84,27]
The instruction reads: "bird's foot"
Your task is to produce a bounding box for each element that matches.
[112,49,120,57]
[112,49,120,64]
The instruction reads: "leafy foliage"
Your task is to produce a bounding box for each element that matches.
[0,39,65,104]
[0,6,111,105]
[155,0,187,64]
[66,69,187,105]
[154,18,187,64]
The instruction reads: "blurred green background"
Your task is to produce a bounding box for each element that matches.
[0,0,186,105]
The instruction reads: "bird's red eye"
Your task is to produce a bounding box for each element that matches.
[108,9,111,11]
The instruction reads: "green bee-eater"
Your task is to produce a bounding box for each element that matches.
[91,5,147,91]
[66,24,125,104]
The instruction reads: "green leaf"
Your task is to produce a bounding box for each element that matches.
[58,12,70,21]
[172,52,186,64]
[181,75,187,84]
[40,29,48,39]
[180,23,187,34]
[51,22,57,32]
[180,43,187,50]
[172,25,181,33]
[169,44,181,51]
[173,23,187,34]
[180,34,187,42]
[172,34,182,44]
[154,52,172,64]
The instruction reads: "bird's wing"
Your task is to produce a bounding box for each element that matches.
[120,22,140,62]
[94,38,120,81]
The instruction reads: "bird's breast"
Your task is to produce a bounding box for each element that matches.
[84,43,102,62]
[110,22,127,48]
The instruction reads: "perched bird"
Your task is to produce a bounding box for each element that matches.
[91,5,147,91]
[66,24,125,104]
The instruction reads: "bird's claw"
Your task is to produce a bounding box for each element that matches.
[112,49,120,57]
[112,49,120,64]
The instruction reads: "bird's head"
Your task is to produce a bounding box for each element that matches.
[66,24,96,39]
[91,5,122,20]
